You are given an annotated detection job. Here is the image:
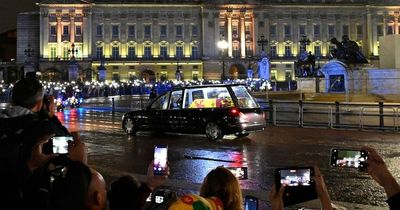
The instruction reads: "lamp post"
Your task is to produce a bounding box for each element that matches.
[68,43,78,60]
[217,38,228,81]
[175,60,182,81]
[24,44,36,78]
[257,34,269,53]
[299,35,311,53]
[24,44,34,59]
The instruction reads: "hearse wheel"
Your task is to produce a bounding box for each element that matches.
[123,117,137,135]
[205,122,223,141]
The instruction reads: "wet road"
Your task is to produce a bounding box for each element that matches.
[56,107,400,208]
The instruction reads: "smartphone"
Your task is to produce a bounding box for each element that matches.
[330,149,368,170]
[275,167,314,189]
[226,167,248,180]
[244,195,258,210]
[153,145,168,175]
[51,136,73,154]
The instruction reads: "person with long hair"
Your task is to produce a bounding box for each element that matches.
[200,167,243,210]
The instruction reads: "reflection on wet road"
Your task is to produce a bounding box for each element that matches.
[57,107,400,207]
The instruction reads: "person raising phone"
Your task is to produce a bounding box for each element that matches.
[362,146,400,210]
[269,166,333,210]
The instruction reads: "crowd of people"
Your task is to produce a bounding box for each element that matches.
[0,77,399,210]
[0,78,271,103]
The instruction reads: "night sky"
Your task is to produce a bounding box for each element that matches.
[0,0,38,33]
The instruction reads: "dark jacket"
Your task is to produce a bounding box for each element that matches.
[0,106,70,210]
[387,192,400,210]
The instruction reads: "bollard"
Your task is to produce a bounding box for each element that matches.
[379,101,384,130]
[335,101,340,127]
[298,100,303,127]
[112,97,115,115]
[268,99,273,124]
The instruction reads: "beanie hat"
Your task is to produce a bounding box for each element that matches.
[168,194,223,210]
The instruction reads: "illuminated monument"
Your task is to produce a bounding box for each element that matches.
[16,0,400,82]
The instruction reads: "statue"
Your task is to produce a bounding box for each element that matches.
[330,35,368,65]
[295,51,317,77]
[258,55,270,80]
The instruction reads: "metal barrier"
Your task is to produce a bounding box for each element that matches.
[261,100,400,132]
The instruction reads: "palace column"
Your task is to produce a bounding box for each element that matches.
[227,12,233,57]
[394,16,399,34]
[70,13,75,44]
[56,13,62,58]
[366,7,374,56]
[240,12,246,58]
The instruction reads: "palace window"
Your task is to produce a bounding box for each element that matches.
[96,46,103,60]
[270,45,277,58]
[192,25,198,37]
[192,46,199,59]
[357,25,363,38]
[328,25,335,38]
[299,25,306,37]
[342,25,349,37]
[144,46,152,59]
[314,45,321,57]
[387,25,393,35]
[160,46,168,59]
[76,26,82,36]
[128,46,136,60]
[112,46,119,60]
[144,25,151,38]
[63,25,69,35]
[284,25,291,39]
[377,25,383,37]
[50,46,57,60]
[270,25,276,37]
[160,25,167,38]
[128,25,135,38]
[112,25,119,38]
[176,46,183,58]
[176,25,183,38]
[96,25,103,36]
[284,45,292,57]
[50,26,56,36]
[313,25,320,37]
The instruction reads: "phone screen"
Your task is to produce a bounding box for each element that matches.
[226,167,248,180]
[278,168,313,187]
[154,145,168,175]
[330,149,368,169]
[51,136,73,154]
[244,196,258,210]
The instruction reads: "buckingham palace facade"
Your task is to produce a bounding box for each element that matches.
[16,0,400,82]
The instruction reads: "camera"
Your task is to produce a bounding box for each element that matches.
[330,148,368,171]
[154,145,168,175]
[274,167,317,206]
[51,136,74,154]
[244,195,258,210]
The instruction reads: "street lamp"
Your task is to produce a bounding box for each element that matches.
[217,38,228,81]
[68,43,78,60]
[24,44,34,59]
[299,35,311,53]
[257,34,269,52]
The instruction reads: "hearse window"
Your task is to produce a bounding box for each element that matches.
[169,91,183,110]
[151,93,169,110]
[231,86,258,108]
[185,87,234,109]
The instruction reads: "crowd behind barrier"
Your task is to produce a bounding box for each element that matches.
[0,79,272,103]
[1,77,400,210]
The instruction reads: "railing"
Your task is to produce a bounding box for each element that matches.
[259,99,400,132]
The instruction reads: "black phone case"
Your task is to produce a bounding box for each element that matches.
[274,167,317,207]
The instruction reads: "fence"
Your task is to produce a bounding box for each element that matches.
[259,99,400,132]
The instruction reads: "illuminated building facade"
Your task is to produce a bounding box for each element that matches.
[16,0,400,82]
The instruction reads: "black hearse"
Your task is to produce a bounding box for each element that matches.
[122,84,266,140]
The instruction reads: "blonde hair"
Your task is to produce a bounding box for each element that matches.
[200,167,243,210]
